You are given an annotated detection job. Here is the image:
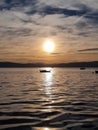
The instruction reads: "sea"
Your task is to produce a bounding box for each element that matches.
[0,68,98,130]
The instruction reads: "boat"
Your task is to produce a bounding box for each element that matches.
[80,67,86,70]
[95,71,98,74]
[40,70,51,73]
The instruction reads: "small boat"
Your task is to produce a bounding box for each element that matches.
[95,71,98,74]
[40,70,51,73]
[80,67,86,70]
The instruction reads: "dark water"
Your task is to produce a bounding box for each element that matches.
[0,68,98,130]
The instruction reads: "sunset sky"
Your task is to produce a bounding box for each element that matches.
[0,0,98,63]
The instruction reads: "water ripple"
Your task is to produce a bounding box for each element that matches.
[0,68,98,130]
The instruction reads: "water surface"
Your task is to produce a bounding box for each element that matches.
[0,68,98,130]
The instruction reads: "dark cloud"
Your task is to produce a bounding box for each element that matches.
[77,11,98,29]
[0,1,90,17]
[51,53,62,55]
[0,1,98,37]
[0,0,38,10]
[78,53,98,55]
[27,5,89,17]
[4,0,37,6]
[76,21,88,29]
[78,48,98,52]
[77,32,90,37]
[0,1,98,26]
[73,4,98,28]
[26,3,98,31]
[85,11,98,24]
[0,26,32,37]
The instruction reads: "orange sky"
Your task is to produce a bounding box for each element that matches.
[0,0,98,63]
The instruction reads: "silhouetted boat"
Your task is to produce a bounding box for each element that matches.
[80,67,86,70]
[40,70,51,73]
[95,71,98,74]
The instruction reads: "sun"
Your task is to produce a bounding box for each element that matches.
[43,39,55,53]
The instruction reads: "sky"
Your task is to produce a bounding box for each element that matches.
[0,0,98,64]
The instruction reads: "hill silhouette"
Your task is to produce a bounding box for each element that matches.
[0,61,98,68]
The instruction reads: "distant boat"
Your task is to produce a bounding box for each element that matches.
[95,71,98,74]
[40,70,51,73]
[80,67,86,70]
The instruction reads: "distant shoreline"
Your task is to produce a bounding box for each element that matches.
[0,61,98,68]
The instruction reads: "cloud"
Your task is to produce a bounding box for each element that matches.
[4,27,32,36]
[0,0,98,28]
[78,48,98,52]
[0,0,98,63]
[51,53,62,55]
[26,3,98,38]
[0,0,38,10]
[26,3,90,17]
[85,11,98,24]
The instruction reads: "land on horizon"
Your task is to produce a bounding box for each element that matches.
[0,61,98,68]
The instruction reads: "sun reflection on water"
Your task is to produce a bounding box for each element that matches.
[42,68,54,107]
[43,70,53,96]
[44,128,50,130]
[44,72,53,86]
[34,127,59,130]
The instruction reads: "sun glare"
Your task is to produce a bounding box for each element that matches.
[43,40,55,53]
